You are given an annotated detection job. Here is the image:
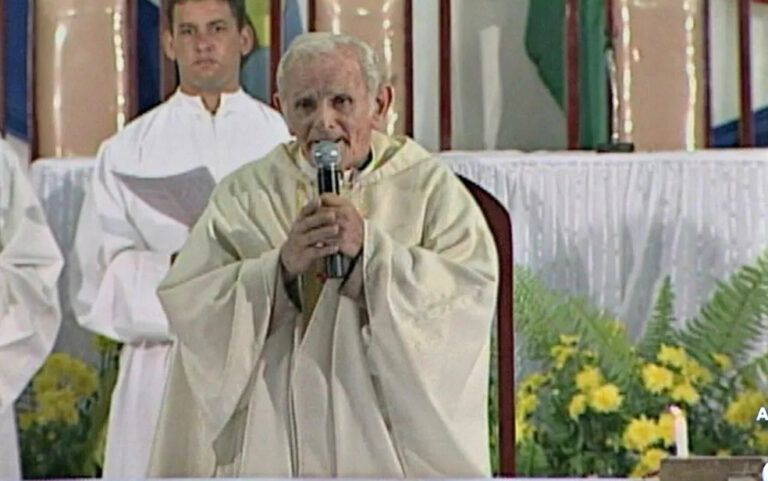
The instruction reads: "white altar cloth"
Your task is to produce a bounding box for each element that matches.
[28,149,768,375]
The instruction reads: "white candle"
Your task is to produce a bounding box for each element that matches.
[670,405,689,458]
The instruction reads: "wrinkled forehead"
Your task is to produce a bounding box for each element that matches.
[283,48,367,98]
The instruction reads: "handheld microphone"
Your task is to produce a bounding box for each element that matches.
[311,141,346,278]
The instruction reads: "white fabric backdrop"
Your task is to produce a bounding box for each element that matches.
[442,149,768,345]
[29,149,768,372]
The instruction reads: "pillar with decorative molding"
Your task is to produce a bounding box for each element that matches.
[611,0,709,151]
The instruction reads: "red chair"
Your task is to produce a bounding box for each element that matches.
[459,175,515,476]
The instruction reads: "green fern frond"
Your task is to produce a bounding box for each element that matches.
[513,267,634,384]
[736,352,768,387]
[637,276,676,360]
[562,297,635,385]
[513,267,568,360]
[676,251,768,367]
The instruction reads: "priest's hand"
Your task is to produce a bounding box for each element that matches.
[319,193,363,258]
[280,199,341,281]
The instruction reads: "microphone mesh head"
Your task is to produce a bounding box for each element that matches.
[311,141,341,168]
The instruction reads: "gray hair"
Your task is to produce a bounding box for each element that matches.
[276,32,383,100]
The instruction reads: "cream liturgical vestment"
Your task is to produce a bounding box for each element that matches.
[73,89,290,479]
[0,141,64,480]
[148,132,499,477]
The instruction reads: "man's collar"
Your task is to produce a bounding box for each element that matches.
[171,88,248,115]
[356,152,373,172]
[291,132,393,183]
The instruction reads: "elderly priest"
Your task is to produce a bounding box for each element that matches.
[0,141,64,479]
[149,32,499,477]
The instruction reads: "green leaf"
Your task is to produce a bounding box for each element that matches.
[517,441,550,476]
[637,276,676,359]
[676,251,768,366]
[737,351,768,386]
[513,267,634,385]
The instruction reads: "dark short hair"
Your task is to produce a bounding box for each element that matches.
[165,0,248,31]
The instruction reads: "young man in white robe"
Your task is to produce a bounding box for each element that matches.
[148,33,499,477]
[0,140,64,480]
[71,0,290,477]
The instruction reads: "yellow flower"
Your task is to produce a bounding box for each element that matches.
[657,344,687,368]
[37,389,79,425]
[32,353,99,399]
[670,382,700,405]
[629,463,650,478]
[32,369,59,395]
[712,353,732,371]
[656,413,675,447]
[624,416,659,451]
[681,358,712,385]
[589,384,623,413]
[725,390,768,428]
[70,367,99,398]
[559,334,579,346]
[568,393,588,420]
[520,373,547,393]
[641,363,674,393]
[550,345,576,370]
[515,415,534,444]
[582,349,598,361]
[753,429,768,454]
[575,365,603,392]
[517,392,538,416]
[639,447,666,472]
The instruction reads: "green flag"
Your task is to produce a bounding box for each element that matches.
[525,0,607,148]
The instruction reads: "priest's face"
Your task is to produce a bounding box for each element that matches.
[277,47,392,171]
[163,0,253,95]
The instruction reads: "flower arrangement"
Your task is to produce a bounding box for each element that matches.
[16,336,120,478]
[512,253,768,477]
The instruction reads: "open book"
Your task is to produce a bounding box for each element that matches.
[114,166,216,228]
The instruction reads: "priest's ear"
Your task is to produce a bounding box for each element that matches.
[272,93,283,114]
[371,84,394,131]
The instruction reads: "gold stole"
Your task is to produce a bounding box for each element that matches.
[294,180,326,327]
[299,259,327,327]
[294,162,371,326]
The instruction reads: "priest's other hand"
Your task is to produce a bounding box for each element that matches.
[319,193,363,259]
[280,199,341,281]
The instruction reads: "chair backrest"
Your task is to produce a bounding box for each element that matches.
[458,175,514,476]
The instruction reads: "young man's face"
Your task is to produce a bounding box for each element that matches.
[163,0,253,94]
[277,47,391,171]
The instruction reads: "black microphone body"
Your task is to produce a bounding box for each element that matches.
[312,141,347,278]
